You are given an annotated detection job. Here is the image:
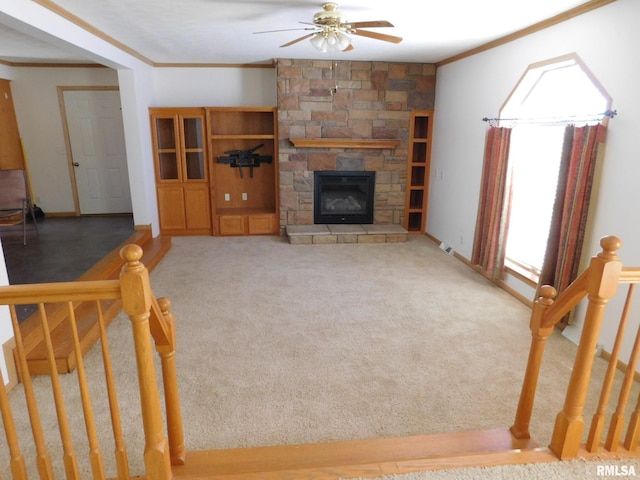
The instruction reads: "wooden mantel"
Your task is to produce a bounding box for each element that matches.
[289,138,400,149]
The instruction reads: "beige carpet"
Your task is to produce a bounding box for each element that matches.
[345,457,640,480]
[3,235,637,478]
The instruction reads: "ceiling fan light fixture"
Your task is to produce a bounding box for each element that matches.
[310,32,328,51]
[310,30,352,53]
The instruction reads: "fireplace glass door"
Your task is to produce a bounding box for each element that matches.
[314,171,375,224]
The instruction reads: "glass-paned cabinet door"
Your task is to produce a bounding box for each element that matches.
[155,117,179,180]
[183,117,205,180]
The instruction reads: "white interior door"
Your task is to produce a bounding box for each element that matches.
[63,89,132,214]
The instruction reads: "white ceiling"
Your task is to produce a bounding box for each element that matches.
[1,0,595,65]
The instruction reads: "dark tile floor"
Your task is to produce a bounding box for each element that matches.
[1,215,135,285]
[1,216,135,321]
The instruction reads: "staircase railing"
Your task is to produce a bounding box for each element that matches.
[0,244,183,479]
[511,235,640,459]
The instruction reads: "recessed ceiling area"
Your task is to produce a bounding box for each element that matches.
[0,1,602,65]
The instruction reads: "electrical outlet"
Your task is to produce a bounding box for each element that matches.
[242,192,247,201]
[224,193,230,201]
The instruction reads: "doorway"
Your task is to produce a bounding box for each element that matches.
[60,87,133,215]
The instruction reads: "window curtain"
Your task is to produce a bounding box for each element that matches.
[471,126,513,279]
[538,123,607,303]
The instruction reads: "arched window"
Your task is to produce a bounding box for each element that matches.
[473,54,611,301]
[502,55,610,283]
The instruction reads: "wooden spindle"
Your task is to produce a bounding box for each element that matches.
[604,287,640,451]
[9,305,54,480]
[96,300,131,480]
[550,235,623,459]
[120,244,172,480]
[38,303,80,479]
[510,285,556,439]
[624,338,640,451]
[156,297,186,465]
[67,301,106,479]
[0,360,28,480]
[588,283,635,452]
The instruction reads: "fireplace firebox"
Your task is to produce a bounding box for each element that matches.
[314,171,375,224]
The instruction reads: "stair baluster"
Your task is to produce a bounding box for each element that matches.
[600,283,640,452]
[9,305,54,480]
[95,300,131,480]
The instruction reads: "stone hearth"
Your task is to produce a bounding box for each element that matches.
[286,224,408,244]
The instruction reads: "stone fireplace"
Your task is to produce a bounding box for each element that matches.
[276,59,436,232]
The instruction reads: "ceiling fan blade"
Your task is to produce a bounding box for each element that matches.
[352,29,403,44]
[254,27,317,34]
[280,33,316,48]
[342,44,355,52]
[347,20,394,29]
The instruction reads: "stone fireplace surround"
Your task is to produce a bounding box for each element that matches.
[276,59,436,233]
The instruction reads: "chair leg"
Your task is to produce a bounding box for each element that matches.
[30,207,39,235]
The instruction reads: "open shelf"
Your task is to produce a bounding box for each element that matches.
[207,106,279,236]
[404,111,434,234]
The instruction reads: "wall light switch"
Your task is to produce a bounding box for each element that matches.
[224,193,230,201]
[242,193,248,201]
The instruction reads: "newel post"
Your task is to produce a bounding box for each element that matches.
[549,235,623,459]
[119,245,172,480]
[510,285,557,439]
[156,297,186,465]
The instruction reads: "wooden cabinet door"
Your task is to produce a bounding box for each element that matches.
[0,79,25,170]
[248,214,274,234]
[157,186,186,231]
[184,185,211,230]
[219,215,246,235]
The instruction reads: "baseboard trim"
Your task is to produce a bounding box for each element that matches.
[601,349,640,382]
[424,232,533,308]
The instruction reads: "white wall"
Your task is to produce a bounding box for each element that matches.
[0,240,12,385]
[152,67,277,107]
[429,0,640,357]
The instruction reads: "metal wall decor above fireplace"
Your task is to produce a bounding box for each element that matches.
[314,171,375,224]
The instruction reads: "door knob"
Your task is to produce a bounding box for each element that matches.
[73,162,80,166]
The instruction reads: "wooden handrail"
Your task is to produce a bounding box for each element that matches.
[540,271,588,329]
[149,295,173,347]
[512,235,632,460]
[0,279,121,304]
[619,267,640,284]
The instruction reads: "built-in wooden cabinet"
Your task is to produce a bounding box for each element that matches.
[404,110,434,234]
[206,107,279,236]
[0,79,25,170]
[150,106,279,236]
[150,108,212,235]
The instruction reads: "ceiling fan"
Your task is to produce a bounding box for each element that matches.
[254,2,403,53]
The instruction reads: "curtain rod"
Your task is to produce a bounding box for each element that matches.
[482,109,617,125]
